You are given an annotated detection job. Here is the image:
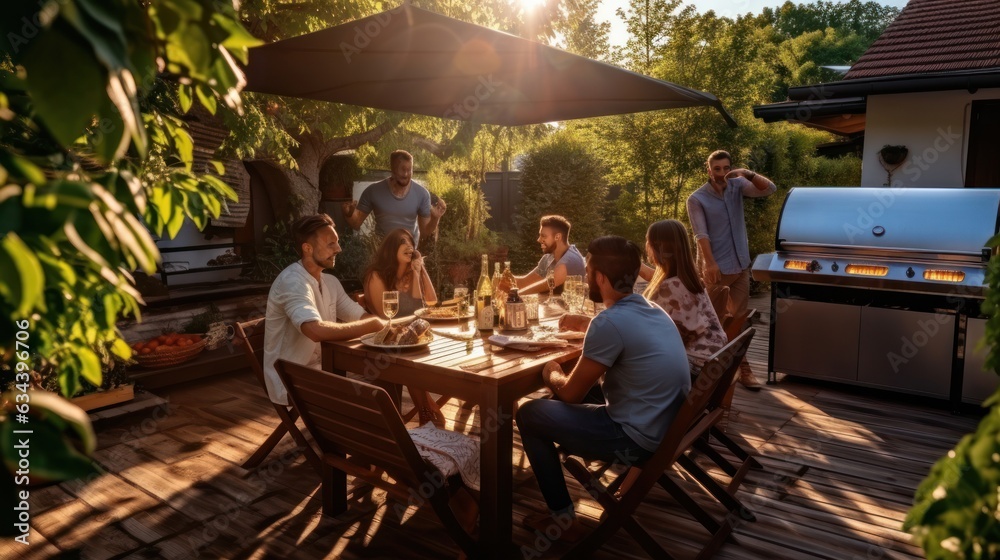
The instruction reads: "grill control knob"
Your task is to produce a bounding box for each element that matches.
[906,267,915,278]
[807,260,821,273]
[831,262,839,272]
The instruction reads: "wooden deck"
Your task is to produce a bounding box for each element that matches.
[6,294,983,559]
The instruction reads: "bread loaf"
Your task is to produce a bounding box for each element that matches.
[397,319,430,345]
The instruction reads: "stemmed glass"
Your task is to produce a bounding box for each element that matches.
[546,270,557,302]
[383,290,399,327]
[453,286,469,316]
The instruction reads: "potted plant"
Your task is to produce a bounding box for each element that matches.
[879,144,908,166]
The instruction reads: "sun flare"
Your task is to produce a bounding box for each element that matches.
[516,0,546,11]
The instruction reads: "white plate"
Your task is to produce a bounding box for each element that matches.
[359,332,433,350]
[414,307,475,322]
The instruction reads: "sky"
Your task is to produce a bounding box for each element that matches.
[596,0,911,47]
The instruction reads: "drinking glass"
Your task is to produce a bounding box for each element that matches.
[453,286,469,315]
[383,290,399,324]
[523,294,540,321]
[575,276,586,312]
[546,270,557,300]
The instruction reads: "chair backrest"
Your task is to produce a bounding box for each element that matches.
[234,318,266,385]
[708,284,731,325]
[698,327,756,413]
[723,308,756,343]
[274,359,429,488]
[612,328,755,500]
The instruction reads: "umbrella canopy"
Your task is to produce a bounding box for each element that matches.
[244,5,737,127]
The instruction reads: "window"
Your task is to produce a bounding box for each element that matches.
[966,100,1000,187]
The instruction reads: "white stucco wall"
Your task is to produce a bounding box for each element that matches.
[861,88,1000,187]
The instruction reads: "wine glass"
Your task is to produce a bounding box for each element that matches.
[546,270,557,301]
[453,286,469,316]
[383,290,399,326]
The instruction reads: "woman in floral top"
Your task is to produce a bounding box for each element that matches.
[641,220,727,376]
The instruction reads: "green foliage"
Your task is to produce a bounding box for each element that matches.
[1,390,100,535]
[0,0,256,399]
[902,391,1000,559]
[246,220,299,283]
[429,168,498,287]
[333,230,380,287]
[555,0,611,61]
[512,133,607,270]
[760,0,901,44]
[0,0,256,495]
[903,236,1000,559]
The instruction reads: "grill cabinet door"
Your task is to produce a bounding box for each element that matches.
[857,307,954,398]
[963,318,999,403]
[774,299,860,381]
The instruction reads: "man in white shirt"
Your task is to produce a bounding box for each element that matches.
[262,214,384,405]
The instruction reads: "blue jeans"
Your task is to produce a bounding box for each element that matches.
[516,398,653,514]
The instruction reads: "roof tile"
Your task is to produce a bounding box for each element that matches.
[845,0,1000,79]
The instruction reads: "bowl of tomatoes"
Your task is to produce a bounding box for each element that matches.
[132,333,207,368]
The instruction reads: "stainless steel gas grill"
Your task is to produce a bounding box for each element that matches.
[751,187,1000,406]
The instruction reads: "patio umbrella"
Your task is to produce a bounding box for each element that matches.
[244,5,737,127]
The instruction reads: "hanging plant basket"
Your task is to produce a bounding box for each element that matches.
[879,145,908,166]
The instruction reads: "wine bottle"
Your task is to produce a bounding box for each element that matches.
[506,288,527,330]
[476,254,494,331]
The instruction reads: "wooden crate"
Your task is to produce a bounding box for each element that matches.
[71,384,135,412]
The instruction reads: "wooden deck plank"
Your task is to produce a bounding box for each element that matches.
[15,292,984,559]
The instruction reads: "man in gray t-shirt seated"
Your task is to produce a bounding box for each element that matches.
[516,236,690,541]
[501,215,586,296]
[341,150,446,248]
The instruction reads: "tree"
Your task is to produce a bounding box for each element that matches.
[761,0,900,44]
[556,0,611,61]
[512,133,607,270]
[0,0,256,516]
[904,237,1000,559]
[224,0,581,219]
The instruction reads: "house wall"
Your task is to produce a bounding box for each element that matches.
[861,88,1000,187]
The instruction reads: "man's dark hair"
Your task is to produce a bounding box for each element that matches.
[705,149,732,169]
[539,215,571,241]
[291,214,335,257]
[389,150,413,169]
[587,235,641,294]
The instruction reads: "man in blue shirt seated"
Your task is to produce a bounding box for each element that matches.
[501,215,586,296]
[516,235,690,541]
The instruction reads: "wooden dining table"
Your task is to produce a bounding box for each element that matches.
[321,306,583,559]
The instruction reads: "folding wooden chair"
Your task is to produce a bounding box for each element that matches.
[275,359,479,558]
[560,328,756,559]
[233,318,322,474]
[676,326,763,522]
[709,284,732,326]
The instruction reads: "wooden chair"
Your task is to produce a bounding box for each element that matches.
[274,359,479,558]
[233,318,322,474]
[354,290,455,427]
[676,326,763,522]
[721,308,759,410]
[560,329,756,559]
[709,284,732,326]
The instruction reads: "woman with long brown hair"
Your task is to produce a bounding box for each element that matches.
[364,228,437,317]
[642,220,726,376]
[363,229,443,426]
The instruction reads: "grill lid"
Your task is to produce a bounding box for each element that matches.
[777,187,1000,261]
